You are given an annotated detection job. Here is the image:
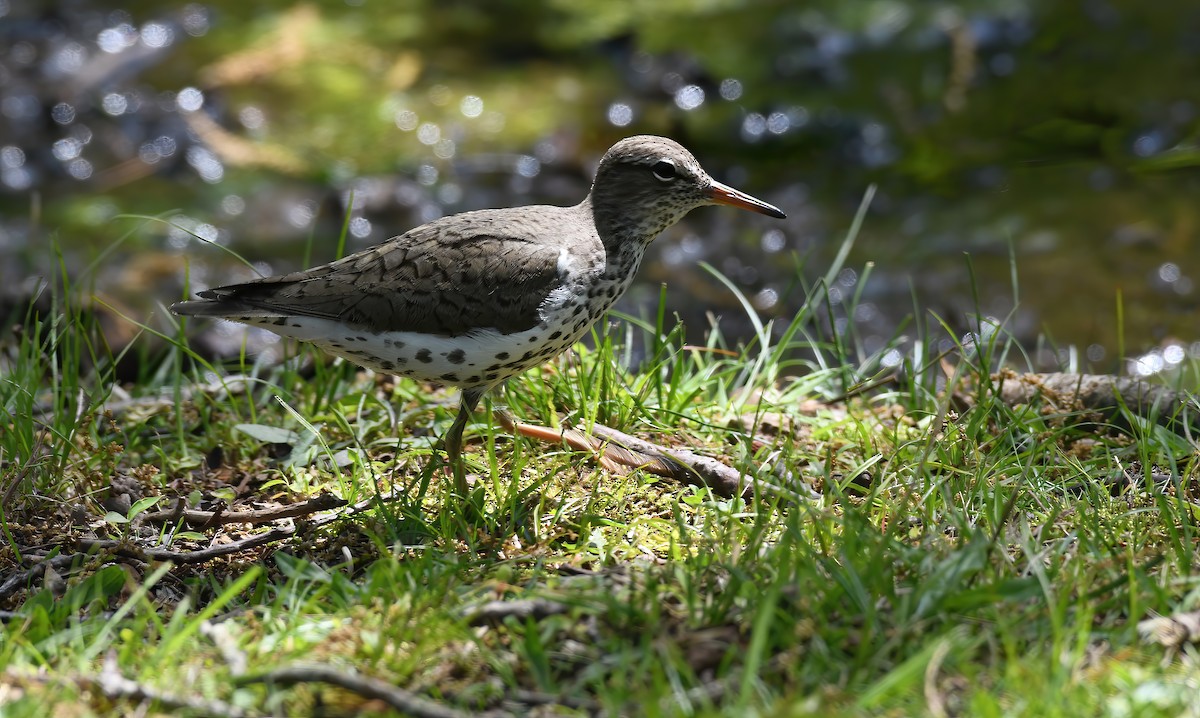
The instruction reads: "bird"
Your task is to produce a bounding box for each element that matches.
[172,135,786,497]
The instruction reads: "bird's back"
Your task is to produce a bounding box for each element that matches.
[172,202,601,337]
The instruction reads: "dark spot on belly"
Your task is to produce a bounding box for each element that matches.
[447,348,466,364]
[273,317,287,326]
[495,351,509,360]
[416,348,433,363]
[548,330,562,340]
[381,361,395,370]
[441,372,459,382]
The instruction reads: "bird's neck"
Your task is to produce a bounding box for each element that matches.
[565,197,647,285]
[579,192,682,254]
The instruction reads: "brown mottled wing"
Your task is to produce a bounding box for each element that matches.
[179,208,572,336]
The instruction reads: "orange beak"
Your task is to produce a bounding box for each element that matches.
[708,179,786,219]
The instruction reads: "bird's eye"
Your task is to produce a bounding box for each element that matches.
[651,159,676,182]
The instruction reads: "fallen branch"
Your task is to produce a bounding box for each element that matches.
[5,655,247,718]
[77,526,298,564]
[493,408,796,500]
[586,422,789,499]
[140,492,347,528]
[238,664,511,718]
[75,489,399,564]
[994,372,1197,429]
[0,553,87,603]
[96,654,247,717]
[508,689,600,712]
[462,598,570,626]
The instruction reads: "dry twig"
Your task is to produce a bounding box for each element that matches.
[0,553,86,603]
[994,372,1197,429]
[73,489,398,564]
[5,654,247,718]
[586,422,789,499]
[238,664,511,718]
[141,493,347,528]
[463,598,570,626]
[94,654,248,717]
[77,525,299,565]
[508,689,600,712]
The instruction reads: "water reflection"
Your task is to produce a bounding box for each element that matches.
[348,216,371,239]
[140,22,174,49]
[66,157,93,180]
[220,194,244,215]
[753,287,778,311]
[184,145,223,182]
[416,123,440,145]
[514,156,540,178]
[51,138,82,161]
[673,84,704,111]
[460,95,483,118]
[429,183,456,206]
[238,106,264,130]
[176,86,203,112]
[741,113,767,141]
[719,79,742,101]
[1,0,1198,376]
[284,200,316,230]
[1130,343,1190,377]
[394,110,418,131]
[606,102,633,127]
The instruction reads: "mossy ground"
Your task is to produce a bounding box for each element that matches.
[3,252,1200,717]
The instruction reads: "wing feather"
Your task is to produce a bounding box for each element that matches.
[172,205,594,336]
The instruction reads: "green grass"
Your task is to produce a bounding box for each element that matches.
[3,232,1200,717]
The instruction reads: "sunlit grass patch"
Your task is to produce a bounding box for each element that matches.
[4,210,1200,716]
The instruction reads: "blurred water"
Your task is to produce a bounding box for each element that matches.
[2,0,1199,375]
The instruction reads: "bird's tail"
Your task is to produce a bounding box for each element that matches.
[171,292,276,319]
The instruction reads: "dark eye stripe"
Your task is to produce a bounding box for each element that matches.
[651,159,676,181]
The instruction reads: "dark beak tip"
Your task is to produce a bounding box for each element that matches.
[738,200,787,220]
[707,180,786,220]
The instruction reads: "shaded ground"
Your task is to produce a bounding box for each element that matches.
[4,300,1200,715]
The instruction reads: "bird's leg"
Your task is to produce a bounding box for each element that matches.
[491,407,684,477]
[444,387,486,497]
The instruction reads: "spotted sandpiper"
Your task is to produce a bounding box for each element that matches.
[172,135,785,496]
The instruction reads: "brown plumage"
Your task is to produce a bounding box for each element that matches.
[173,135,785,496]
[174,210,571,335]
